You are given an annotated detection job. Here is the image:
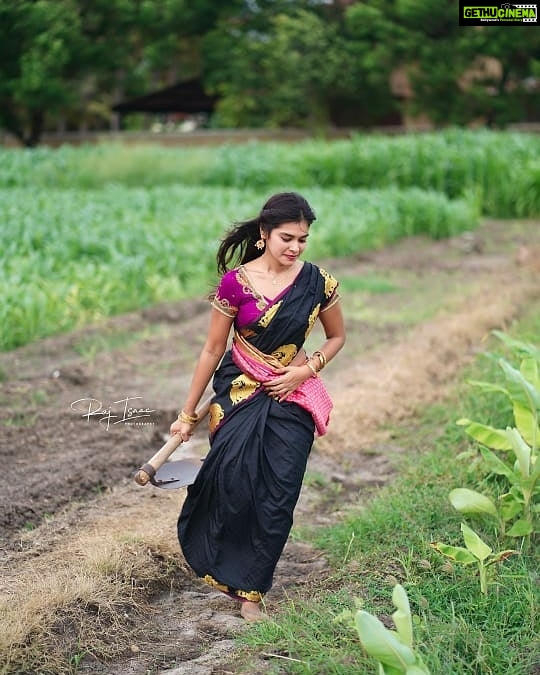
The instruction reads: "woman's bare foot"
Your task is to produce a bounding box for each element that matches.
[240,601,264,622]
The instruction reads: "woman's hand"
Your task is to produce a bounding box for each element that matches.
[263,365,312,402]
[170,419,196,442]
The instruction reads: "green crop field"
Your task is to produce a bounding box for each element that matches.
[1,129,539,351]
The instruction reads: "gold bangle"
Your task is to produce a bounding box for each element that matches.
[313,350,327,370]
[314,350,326,368]
[305,360,318,377]
[178,410,199,424]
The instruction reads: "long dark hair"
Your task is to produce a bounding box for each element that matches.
[216,192,316,274]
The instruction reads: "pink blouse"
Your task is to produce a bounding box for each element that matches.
[212,265,339,328]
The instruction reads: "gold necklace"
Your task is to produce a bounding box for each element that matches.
[246,261,296,286]
[270,262,298,285]
[270,269,289,285]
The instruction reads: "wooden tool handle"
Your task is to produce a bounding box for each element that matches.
[133,396,212,486]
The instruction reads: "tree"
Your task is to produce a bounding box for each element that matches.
[465,27,540,126]
[2,0,538,144]
[0,0,83,146]
[395,0,540,127]
[0,0,243,146]
[203,2,401,128]
[337,2,402,126]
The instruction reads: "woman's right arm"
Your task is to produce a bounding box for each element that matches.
[170,308,234,439]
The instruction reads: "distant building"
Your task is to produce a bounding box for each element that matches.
[112,79,217,130]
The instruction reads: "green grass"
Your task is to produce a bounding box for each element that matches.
[71,325,158,359]
[338,275,399,294]
[240,308,540,674]
[0,183,476,351]
[1,130,539,217]
[2,128,539,352]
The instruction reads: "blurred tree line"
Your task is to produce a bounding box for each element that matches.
[1,0,539,146]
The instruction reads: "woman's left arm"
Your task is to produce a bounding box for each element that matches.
[315,300,346,365]
[264,301,346,400]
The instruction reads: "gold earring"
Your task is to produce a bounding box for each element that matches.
[255,238,265,250]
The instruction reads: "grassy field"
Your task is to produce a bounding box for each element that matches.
[1,281,537,674]
[1,127,538,673]
[2,129,539,219]
[242,310,540,674]
[1,129,539,351]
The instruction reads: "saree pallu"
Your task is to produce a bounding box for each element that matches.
[231,334,332,437]
[177,262,337,601]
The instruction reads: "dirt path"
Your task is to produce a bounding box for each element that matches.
[1,221,539,675]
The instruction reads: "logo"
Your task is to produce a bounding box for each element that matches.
[459,2,539,24]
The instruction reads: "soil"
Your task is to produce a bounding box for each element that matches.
[1,220,539,675]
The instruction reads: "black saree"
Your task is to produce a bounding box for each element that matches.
[177,262,338,601]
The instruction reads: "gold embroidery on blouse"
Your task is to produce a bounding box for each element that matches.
[237,267,267,311]
[212,296,237,317]
[305,303,320,339]
[320,292,341,312]
[230,373,260,404]
[258,300,283,328]
[319,267,338,298]
[272,344,297,366]
[208,403,225,433]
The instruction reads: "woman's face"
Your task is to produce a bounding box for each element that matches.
[264,220,309,266]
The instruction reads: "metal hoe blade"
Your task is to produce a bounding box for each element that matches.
[150,457,203,490]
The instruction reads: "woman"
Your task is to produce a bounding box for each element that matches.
[170,192,345,622]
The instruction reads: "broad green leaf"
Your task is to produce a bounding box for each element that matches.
[513,403,540,447]
[461,523,492,561]
[380,666,401,675]
[406,665,431,675]
[500,360,540,412]
[506,519,533,537]
[456,419,512,450]
[430,542,477,564]
[355,611,416,669]
[492,331,540,359]
[505,428,531,478]
[479,447,514,478]
[498,494,523,522]
[521,473,540,493]
[508,485,526,501]
[449,488,498,517]
[520,357,540,391]
[465,380,509,396]
[391,584,413,648]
